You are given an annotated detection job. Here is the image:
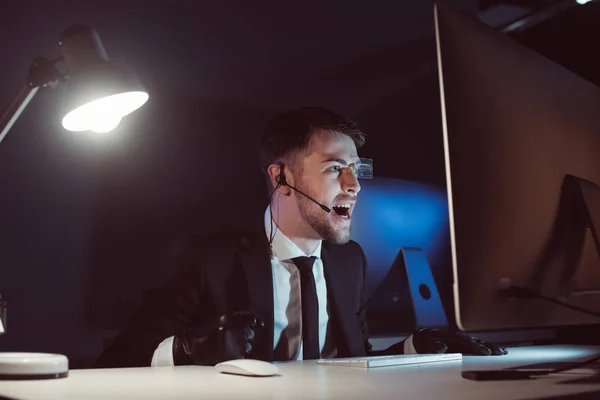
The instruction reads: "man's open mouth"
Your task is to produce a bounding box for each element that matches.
[332,203,351,219]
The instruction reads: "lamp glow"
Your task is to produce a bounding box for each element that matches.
[61,91,148,132]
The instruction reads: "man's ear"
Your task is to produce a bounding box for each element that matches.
[267,163,291,195]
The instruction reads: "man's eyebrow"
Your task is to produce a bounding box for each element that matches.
[321,157,359,165]
[321,157,348,165]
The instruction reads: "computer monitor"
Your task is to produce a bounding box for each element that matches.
[434,1,600,332]
[349,176,450,332]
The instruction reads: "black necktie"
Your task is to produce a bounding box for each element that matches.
[291,256,320,360]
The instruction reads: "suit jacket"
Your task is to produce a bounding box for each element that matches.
[96,225,372,368]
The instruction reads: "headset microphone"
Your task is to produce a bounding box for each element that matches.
[287,184,331,213]
[277,163,331,213]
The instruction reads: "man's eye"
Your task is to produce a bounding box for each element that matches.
[326,165,342,173]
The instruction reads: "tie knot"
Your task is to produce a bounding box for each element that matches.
[291,256,316,275]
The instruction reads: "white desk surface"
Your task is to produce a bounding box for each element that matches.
[1,345,600,400]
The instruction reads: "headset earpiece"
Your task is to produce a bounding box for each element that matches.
[277,162,287,186]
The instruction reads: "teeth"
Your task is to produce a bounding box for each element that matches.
[334,204,351,208]
[333,203,351,219]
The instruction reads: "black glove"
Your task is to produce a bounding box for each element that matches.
[408,328,508,356]
[172,309,264,366]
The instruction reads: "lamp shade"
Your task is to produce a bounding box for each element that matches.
[58,25,148,133]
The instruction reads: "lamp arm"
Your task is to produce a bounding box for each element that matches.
[0,57,64,146]
[0,85,40,145]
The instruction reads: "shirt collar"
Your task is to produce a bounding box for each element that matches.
[264,205,322,261]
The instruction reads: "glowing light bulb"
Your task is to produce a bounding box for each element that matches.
[62,91,148,132]
[90,115,122,133]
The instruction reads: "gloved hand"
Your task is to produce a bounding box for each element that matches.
[407,328,508,356]
[173,309,264,366]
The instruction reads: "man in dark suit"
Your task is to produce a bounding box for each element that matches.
[97,107,506,368]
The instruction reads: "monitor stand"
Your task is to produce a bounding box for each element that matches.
[400,247,448,328]
[566,175,600,295]
[537,175,600,345]
[530,174,600,298]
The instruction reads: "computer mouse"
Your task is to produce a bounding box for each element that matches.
[215,359,279,377]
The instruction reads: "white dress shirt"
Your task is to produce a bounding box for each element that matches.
[266,205,329,360]
[151,206,329,366]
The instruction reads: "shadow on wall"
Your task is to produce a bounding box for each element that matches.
[83,93,275,330]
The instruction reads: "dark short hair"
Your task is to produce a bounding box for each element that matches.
[259,107,366,175]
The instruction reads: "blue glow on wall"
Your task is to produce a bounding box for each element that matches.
[350,176,450,293]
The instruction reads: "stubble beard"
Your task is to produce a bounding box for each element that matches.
[295,182,351,245]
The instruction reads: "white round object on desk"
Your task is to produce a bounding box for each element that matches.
[0,352,69,380]
[215,359,280,377]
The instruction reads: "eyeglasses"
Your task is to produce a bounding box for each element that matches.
[338,158,373,179]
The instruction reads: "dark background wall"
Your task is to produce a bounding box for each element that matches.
[0,0,597,367]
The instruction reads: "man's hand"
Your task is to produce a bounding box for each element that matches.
[173,309,264,366]
[408,328,508,356]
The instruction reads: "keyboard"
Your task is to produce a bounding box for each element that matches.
[316,353,463,368]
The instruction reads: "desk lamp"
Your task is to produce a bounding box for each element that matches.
[0,24,148,380]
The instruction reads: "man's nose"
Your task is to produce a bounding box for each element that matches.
[341,169,361,194]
